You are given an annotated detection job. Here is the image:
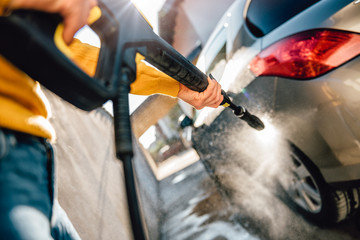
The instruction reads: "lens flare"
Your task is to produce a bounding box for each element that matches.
[242,88,250,99]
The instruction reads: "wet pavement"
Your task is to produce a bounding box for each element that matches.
[159,160,259,240]
[158,158,360,240]
[157,107,360,240]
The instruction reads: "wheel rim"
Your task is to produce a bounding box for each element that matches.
[287,153,322,214]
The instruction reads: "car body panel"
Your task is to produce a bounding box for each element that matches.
[192,0,360,186]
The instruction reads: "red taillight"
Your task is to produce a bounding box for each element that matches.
[249,29,360,79]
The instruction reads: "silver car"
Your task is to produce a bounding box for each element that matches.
[187,0,360,225]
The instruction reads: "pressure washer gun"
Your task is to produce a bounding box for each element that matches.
[0,0,263,238]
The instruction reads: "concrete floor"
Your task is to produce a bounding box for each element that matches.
[158,158,360,240]
[159,161,259,240]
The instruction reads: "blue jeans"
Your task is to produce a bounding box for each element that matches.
[0,128,81,240]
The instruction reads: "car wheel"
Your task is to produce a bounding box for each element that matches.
[282,144,360,225]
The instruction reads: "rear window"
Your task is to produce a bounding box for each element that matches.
[246,0,319,37]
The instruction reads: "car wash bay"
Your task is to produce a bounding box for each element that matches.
[47,78,360,239]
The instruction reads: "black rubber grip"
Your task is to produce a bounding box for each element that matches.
[145,39,209,92]
[113,68,134,158]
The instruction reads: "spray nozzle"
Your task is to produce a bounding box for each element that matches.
[209,74,265,131]
[234,106,265,131]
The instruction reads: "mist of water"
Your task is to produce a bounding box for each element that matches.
[204,113,325,240]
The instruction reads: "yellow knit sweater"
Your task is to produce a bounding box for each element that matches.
[0,3,180,140]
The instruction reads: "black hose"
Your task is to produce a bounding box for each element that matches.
[122,155,146,240]
[113,68,146,240]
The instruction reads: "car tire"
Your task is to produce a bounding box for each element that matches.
[281,144,360,226]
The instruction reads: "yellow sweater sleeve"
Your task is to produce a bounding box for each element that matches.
[0,0,11,15]
[0,0,10,7]
[131,54,180,97]
[69,39,180,97]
